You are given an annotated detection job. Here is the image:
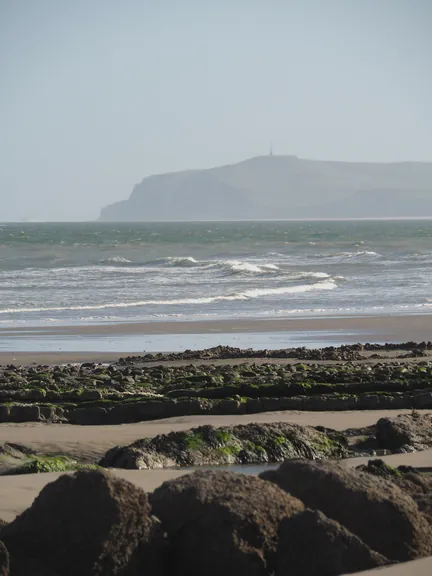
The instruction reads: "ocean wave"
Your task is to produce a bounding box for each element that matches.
[0,280,338,314]
[99,256,132,264]
[334,251,379,258]
[317,250,380,261]
[241,280,337,299]
[149,256,282,275]
[403,253,432,262]
[222,260,280,274]
[289,271,330,279]
[161,256,199,267]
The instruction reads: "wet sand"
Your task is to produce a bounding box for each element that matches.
[0,312,432,359]
[2,313,432,338]
[0,351,134,365]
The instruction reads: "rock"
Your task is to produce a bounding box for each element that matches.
[8,405,40,422]
[245,398,263,413]
[260,397,302,411]
[212,398,242,414]
[376,412,432,451]
[356,395,380,410]
[358,461,432,526]
[0,407,8,423]
[100,422,347,469]
[1,470,164,575]
[412,392,432,409]
[0,442,37,473]
[276,509,389,576]
[69,407,108,425]
[132,401,167,419]
[260,459,432,561]
[0,541,8,576]
[150,470,304,576]
[79,390,103,401]
[355,459,404,481]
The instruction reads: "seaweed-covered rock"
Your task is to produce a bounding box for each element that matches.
[260,459,432,562]
[358,461,432,526]
[0,542,8,576]
[1,470,164,576]
[0,443,37,474]
[376,412,432,451]
[355,458,405,480]
[100,422,347,469]
[0,455,99,476]
[150,470,304,576]
[276,509,389,576]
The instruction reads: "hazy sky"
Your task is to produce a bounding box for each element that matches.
[1,0,431,221]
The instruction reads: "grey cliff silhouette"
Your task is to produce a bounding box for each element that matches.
[99,156,432,221]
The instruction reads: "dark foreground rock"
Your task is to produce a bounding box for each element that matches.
[276,509,388,576]
[100,422,348,469]
[357,459,432,526]
[150,470,304,576]
[1,470,164,576]
[0,542,8,576]
[376,412,432,451]
[260,459,432,562]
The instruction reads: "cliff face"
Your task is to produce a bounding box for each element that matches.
[99,156,432,221]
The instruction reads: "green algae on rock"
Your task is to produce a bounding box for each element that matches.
[99,422,348,470]
[1,455,100,476]
[0,444,100,476]
[2,346,432,424]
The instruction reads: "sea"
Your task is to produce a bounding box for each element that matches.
[1,220,432,331]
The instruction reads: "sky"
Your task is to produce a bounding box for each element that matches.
[0,0,431,221]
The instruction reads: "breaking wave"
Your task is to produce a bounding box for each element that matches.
[159,256,199,267]
[0,280,337,314]
[99,256,132,264]
[222,260,280,274]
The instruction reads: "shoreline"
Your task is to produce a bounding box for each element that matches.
[1,314,432,358]
[2,313,432,337]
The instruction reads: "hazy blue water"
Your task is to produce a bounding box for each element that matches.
[1,220,432,327]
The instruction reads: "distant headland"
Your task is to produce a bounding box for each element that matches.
[98,155,432,221]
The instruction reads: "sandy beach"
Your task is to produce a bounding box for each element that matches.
[1,347,432,574]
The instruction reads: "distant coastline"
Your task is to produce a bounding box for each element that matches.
[98,155,432,222]
[4,217,432,224]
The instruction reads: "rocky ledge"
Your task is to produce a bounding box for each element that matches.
[100,422,348,469]
[99,412,432,470]
[0,459,431,575]
[2,345,432,425]
[119,342,432,362]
